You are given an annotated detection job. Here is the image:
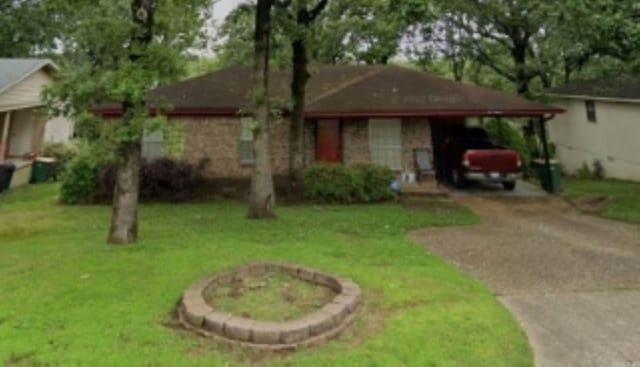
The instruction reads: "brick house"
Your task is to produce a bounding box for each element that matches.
[96,65,561,187]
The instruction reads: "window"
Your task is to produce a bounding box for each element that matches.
[239,117,254,163]
[585,100,597,123]
[142,129,163,161]
[369,119,402,170]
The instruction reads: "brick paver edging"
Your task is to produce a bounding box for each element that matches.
[178,262,362,350]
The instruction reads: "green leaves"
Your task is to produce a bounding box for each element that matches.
[216,0,413,66]
[46,0,211,146]
[0,0,60,57]
[406,0,640,96]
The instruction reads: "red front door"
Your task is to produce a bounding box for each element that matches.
[316,119,341,163]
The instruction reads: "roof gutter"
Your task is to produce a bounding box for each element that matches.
[94,107,566,119]
[304,109,565,118]
[547,93,640,104]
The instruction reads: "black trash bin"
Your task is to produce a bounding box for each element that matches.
[0,162,16,192]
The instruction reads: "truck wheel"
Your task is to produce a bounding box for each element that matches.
[452,170,466,188]
[502,181,516,191]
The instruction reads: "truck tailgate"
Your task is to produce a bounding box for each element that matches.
[465,149,520,172]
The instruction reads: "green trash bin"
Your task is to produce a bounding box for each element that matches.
[533,159,562,193]
[31,157,57,183]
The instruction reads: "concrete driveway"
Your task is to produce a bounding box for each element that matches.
[411,195,640,367]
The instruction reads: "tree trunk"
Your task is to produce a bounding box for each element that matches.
[513,49,530,97]
[107,0,155,244]
[248,0,276,219]
[452,59,465,82]
[108,139,141,244]
[288,38,309,197]
[514,66,530,96]
[285,0,327,199]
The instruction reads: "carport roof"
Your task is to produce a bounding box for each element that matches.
[98,64,564,118]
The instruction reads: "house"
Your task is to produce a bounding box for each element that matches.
[0,59,74,188]
[96,65,562,190]
[547,76,640,181]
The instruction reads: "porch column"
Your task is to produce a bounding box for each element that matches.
[30,109,47,154]
[0,111,11,162]
[537,116,553,193]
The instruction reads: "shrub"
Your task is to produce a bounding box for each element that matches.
[96,158,206,202]
[60,141,105,204]
[140,158,206,201]
[42,141,78,179]
[303,163,395,203]
[303,163,357,203]
[576,160,605,180]
[484,119,533,176]
[352,164,396,202]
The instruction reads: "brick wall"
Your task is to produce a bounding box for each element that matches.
[175,117,318,179]
[174,116,432,179]
[402,118,432,173]
[342,119,370,164]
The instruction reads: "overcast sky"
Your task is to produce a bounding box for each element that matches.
[212,0,245,23]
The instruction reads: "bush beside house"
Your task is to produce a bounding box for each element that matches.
[60,141,103,204]
[42,141,79,179]
[60,141,206,204]
[303,163,395,203]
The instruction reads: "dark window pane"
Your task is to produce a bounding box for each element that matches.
[585,100,597,123]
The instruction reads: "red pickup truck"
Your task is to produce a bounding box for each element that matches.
[442,127,522,191]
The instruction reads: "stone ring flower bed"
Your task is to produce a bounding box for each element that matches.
[178,262,362,351]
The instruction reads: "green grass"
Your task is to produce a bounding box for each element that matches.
[209,271,336,321]
[564,177,640,223]
[0,184,532,367]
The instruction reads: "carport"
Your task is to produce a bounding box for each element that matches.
[430,112,561,193]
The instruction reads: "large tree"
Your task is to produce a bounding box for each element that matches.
[46,0,210,244]
[215,0,410,67]
[432,0,553,96]
[247,0,277,218]
[545,0,640,84]
[275,0,328,195]
[410,0,640,96]
[0,0,61,57]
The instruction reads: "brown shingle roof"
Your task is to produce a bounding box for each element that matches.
[101,64,562,117]
[546,75,640,101]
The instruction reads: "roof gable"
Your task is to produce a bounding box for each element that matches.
[0,58,58,95]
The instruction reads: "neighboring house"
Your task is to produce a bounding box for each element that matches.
[547,76,640,181]
[0,59,74,187]
[96,65,561,189]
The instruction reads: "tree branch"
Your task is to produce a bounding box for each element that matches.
[274,0,292,9]
[472,44,516,82]
[307,0,329,22]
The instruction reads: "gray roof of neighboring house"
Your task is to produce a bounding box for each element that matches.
[0,58,58,95]
[547,75,640,101]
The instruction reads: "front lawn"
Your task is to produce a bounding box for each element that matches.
[563,177,640,223]
[0,184,531,366]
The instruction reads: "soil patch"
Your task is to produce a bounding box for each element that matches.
[400,197,464,214]
[570,194,610,214]
[204,270,338,321]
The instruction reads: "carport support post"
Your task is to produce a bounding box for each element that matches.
[538,116,553,193]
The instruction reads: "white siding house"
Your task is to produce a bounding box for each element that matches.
[0,59,74,158]
[548,77,640,181]
[0,59,74,188]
